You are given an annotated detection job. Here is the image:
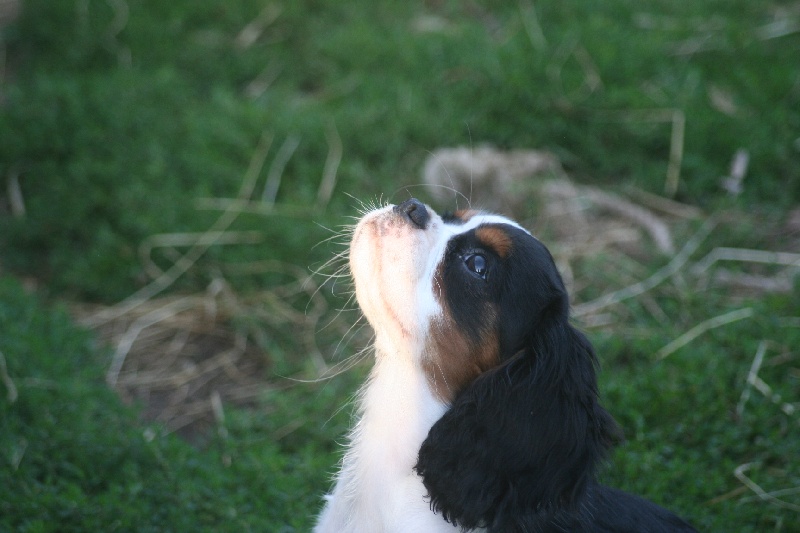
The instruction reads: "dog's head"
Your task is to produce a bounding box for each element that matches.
[350,198,620,531]
[350,198,537,381]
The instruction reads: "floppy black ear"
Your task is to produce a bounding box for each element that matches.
[414,318,620,532]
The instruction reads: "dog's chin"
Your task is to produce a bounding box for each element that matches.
[349,204,444,346]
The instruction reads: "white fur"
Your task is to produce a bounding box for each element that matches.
[314,203,509,533]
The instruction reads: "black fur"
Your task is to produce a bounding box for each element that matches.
[414,225,697,532]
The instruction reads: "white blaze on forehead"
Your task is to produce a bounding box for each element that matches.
[423,212,532,270]
[453,213,532,237]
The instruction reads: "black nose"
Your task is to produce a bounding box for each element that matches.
[394,198,430,229]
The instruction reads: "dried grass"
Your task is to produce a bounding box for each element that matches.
[734,463,800,513]
[72,130,344,440]
[73,268,333,441]
[0,350,18,403]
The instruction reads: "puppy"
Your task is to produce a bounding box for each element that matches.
[314,198,697,532]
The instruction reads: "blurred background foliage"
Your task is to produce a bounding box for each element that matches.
[0,0,798,531]
[2,0,798,300]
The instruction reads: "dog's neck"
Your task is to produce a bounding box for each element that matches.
[322,333,448,529]
[359,334,447,469]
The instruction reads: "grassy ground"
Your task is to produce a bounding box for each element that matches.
[1,0,798,531]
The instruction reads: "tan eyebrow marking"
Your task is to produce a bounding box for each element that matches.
[453,209,479,222]
[476,226,513,258]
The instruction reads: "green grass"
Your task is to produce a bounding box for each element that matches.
[595,291,800,531]
[3,0,799,299]
[1,0,799,531]
[0,278,357,532]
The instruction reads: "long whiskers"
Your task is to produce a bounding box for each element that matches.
[422,146,475,211]
[286,322,373,384]
[342,192,388,217]
[305,194,390,382]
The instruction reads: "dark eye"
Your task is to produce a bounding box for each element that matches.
[464,253,488,279]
